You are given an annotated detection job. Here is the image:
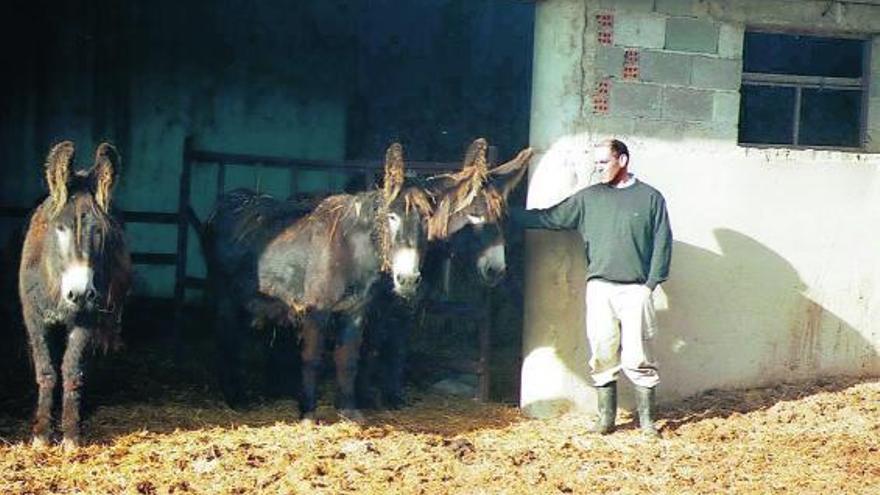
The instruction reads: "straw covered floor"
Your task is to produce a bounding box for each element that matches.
[1,377,878,494]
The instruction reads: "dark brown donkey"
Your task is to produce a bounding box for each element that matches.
[358,138,533,408]
[18,141,131,448]
[203,143,431,420]
[423,138,534,282]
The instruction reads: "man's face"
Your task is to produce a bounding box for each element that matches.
[594,145,627,184]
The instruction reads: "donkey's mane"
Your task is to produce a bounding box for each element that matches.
[305,185,431,272]
[425,165,506,241]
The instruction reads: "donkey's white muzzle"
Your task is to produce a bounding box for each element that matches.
[392,248,421,297]
[61,264,97,307]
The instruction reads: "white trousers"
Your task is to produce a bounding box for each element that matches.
[585,279,659,388]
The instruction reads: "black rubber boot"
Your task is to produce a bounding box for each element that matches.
[590,382,617,435]
[634,385,660,438]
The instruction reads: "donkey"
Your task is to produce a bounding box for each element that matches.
[203,143,431,419]
[423,138,533,284]
[358,138,533,408]
[18,141,131,448]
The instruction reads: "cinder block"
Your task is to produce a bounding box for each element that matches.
[713,91,741,124]
[600,0,655,13]
[640,50,692,86]
[596,46,625,78]
[614,13,666,49]
[593,115,636,137]
[665,17,718,54]
[685,122,738,142]
[633,118,686,141]
[610,82,663,118]
[692,57,742,90]
[662,87,714,121]
[654,0,695,16]
[718,23,744,59]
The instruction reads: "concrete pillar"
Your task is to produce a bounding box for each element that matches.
[520,0,597,418]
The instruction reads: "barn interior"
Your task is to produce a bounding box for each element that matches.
[0,0,537,426]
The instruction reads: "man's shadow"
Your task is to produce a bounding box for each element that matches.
[654,228,877,428]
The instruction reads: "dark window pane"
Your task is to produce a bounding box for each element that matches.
[799,89,862,147]
[743,32,864,78]
[739,85,795,145]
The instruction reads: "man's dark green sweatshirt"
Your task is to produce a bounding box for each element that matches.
[512,179,672,289]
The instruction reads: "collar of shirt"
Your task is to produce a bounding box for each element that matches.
[613,173,636,189]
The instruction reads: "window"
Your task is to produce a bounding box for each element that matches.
[738,31,869,149]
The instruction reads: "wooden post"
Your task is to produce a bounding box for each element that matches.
[173,136,194,356]
[475,146,498,402]
[477,289,492,402]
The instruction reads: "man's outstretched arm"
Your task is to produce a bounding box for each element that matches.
[509,192,584,231]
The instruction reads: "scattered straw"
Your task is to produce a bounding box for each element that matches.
[1,377,878,494]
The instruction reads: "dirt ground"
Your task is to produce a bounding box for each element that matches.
[1,377,878,495]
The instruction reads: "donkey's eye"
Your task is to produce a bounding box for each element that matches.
[387,213,401,229]
[467,214,486,225]
[56,225,68,233]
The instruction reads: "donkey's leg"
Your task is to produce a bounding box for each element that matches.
[299,317,323,420]
[265,326,298,399]
[25,315,56,447]
[60,326,90,449]
[334,313,364,420]
[355,314,380,409]
[382,306,412,409]
[217,294,246,408]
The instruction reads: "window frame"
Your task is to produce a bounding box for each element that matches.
[738,28,872,151]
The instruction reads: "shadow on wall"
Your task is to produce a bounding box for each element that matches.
[524,227,877,417]
[656,229,877,404]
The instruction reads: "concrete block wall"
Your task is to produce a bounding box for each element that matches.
[593,1,743,142]
[591,0,880,152]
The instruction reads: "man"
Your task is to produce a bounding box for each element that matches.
[512,139,672,437]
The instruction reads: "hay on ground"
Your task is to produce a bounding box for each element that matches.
[1,377,878,494]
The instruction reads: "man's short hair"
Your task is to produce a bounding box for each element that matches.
[599,139,629,160]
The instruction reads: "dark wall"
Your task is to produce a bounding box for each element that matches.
[0,0,360,296]
[0,0,535,297]
[0,0,534,204]
[347,0,535,162]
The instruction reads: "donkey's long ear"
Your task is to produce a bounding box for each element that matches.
[489,147,533,199]
[45,141,76,215]
[91,142,121,211]
[383,142,405,205]
[452,138,489,213]
[462,138,489,176]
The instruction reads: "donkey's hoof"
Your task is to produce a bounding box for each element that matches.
[338,409,365,423]
[300,411,317,424]
[31,435,50,449]
[61,437,80,451]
